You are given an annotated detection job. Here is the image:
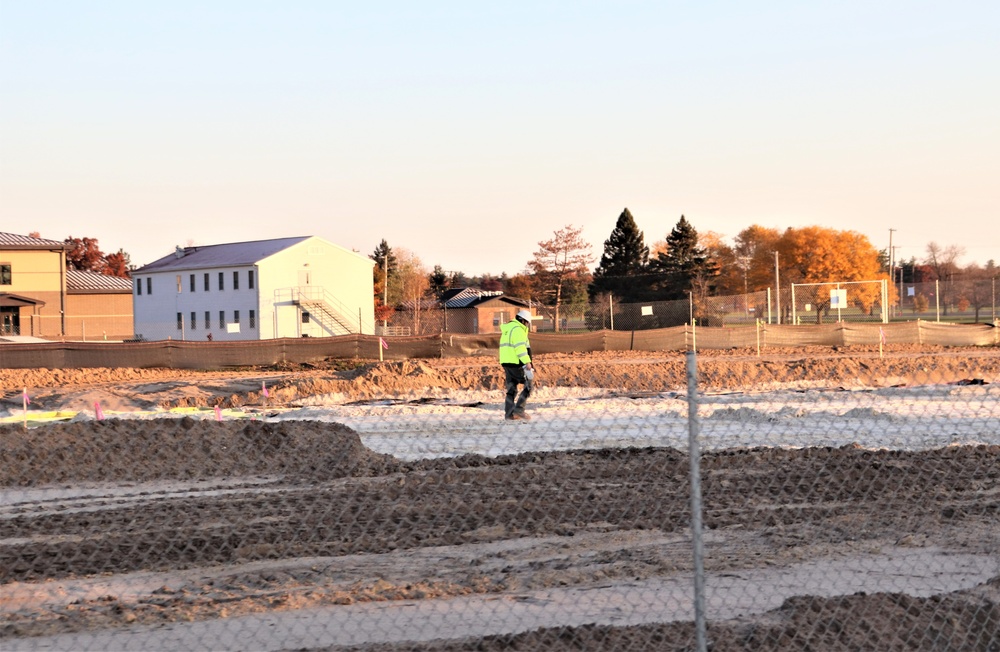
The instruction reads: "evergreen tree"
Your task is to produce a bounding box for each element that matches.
[428,265,449,299]
[370,239,398,322]
[589,208,650,301]
[370,239,398,278]
[650,215,718,300]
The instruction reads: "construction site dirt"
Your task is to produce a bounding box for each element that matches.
[1,345,998,650]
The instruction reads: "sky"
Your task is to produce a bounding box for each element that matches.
[1,1,997,276]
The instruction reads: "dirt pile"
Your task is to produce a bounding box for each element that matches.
[0,418,400,486]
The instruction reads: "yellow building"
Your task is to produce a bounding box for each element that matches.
[0,232,134,340]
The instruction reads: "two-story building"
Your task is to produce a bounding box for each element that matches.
[1,232,134,340]
[132,236,375,341]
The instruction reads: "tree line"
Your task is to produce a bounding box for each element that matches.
[372,209,996,328]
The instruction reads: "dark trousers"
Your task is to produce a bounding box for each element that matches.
[503,365,531,418]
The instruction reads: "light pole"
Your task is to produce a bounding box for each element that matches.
[738,255,751,320]
[774,251,781,325]
[889,229,903,317]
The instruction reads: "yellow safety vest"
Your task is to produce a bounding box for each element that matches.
[499,319,531,366]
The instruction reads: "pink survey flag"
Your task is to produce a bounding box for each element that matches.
[94,402,104,420]
[380,337,389,350]
[22,388,30,405]
[214,405,222,421]
[262,381,269,398]
[879,327,886,345]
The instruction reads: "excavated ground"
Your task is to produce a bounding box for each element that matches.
[1,345,999,650]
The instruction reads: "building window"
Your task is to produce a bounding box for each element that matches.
[190,274,195,292]
[205,311,211,330]
[176,275,182,292]
[234,310,240,324]
[177,313,183,330]
[233,271,239,290]
[136,278,142,295]
[218,272,224,291]
[302,312,310,324]
[248,270,255,289]
[204,273,209,291]
[0,264,11,285]
[249,310,256,328]
[219,310,225,329]
[190,312,197,329]
[146,278,152,295]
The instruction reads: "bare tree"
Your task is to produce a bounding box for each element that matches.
[528,225,594,332]
[924,242,966,316]
[392,248,430,334]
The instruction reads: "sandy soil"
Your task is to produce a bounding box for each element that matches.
[1,345,999,650]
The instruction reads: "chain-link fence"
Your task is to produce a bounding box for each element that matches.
[35,283,994,343]
[2,346,999,650]
[892,278,998,323]
[18,314,135,341]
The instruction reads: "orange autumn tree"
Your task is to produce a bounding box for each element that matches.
[777,226,893,323]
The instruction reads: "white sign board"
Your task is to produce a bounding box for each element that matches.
[226,323,240,334]
[830,289,847,307]
[641,306,653,316]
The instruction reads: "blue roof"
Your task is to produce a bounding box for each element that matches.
[135,236,312,272]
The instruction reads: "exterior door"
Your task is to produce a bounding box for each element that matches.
[1,308,19,335]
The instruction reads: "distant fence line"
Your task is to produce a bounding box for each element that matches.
[1,320,997,370]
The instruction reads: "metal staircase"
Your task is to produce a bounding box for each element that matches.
[277,286,368,336]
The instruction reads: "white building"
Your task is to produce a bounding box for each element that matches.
[132,236,375,341]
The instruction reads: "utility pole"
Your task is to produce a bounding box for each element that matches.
[774,251,781,324]
[893,246,902,315]
[774,251,781,325]
[888,229,896,318]
[739,255,751,319]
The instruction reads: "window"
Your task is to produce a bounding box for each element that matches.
[233,271,239,290]
[176,275,182,292]
[234,310,240,324]
[204,273,209,291]
[205,311,211,330]
[219,311,225,329]
[136,278,142,296]
[190,312,197,329]
[249,310,256,328]
[146,278,152,295]
[248,270,255,289]
[190,274,195,292]
[302,312,310,323]
[218,272,224,291]
[176,313,183,330]
[0,264,11,285]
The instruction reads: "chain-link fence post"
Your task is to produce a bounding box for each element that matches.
[686,350,707,651]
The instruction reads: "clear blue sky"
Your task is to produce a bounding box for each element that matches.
[2,1,997,275]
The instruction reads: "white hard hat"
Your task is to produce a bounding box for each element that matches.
[516,309,532,322]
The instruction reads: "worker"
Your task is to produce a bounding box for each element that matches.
[499,309,534,421]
